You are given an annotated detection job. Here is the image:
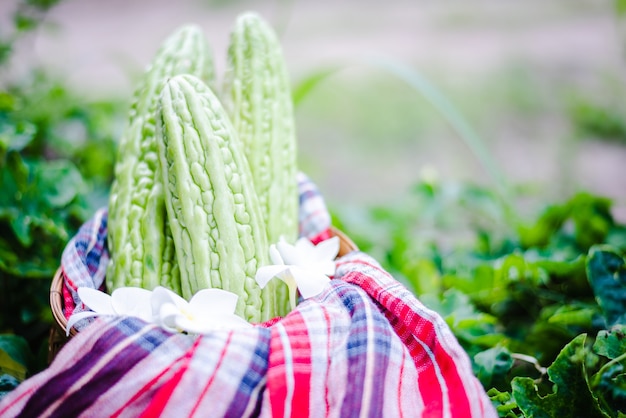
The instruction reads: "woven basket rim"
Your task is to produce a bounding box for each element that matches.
[50,268,78,337]
[50,226,357,337]
[331,226,358,258]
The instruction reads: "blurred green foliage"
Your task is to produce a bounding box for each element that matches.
[568,97,626,143]
[0,89,121,365]
[0,0,63,65]
[0,0,125,391]
[332,177,626,417]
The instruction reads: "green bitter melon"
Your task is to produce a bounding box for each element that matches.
[156,73,278,323]
[106,24,215,294]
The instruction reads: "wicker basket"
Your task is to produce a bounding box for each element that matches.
[48,227,357,362]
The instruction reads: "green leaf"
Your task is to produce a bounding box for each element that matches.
[487,387,521,418]
[548,305,598,328]
[571,195,615,251]
[586,246,626,326]
[0,335,33,382]
[519,193,614,252]
[589,326,626,416]
[34,159,84,208]
[595,363,626,414]
[292,66,341,106]
[0,119,36,156]
[594,325,626,360]
[9,213,33,246]
[512,334,608,418]
[4,151,29,191]
[474,346,514,390]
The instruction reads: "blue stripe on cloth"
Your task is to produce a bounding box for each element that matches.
[316,280,393,417]
[224,329,271,417]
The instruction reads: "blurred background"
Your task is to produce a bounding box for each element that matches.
[3,2,626,406]
[2,0,625,218]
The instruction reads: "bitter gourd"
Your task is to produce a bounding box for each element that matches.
[156,74,277,323]
[223,12,299,246]
[106,24,214,294]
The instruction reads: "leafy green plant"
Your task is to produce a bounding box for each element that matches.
[568,97,626,143]
[0,0,124,388]
[0,77,122,373]
[332,179,626,417]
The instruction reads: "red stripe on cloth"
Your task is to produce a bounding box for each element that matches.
[0,385,38,416]
[393,314,445,416]
[268,327,287,418]
[385,292,474,417]
[61,269,76,320]
[138,338,202,418]
[343,269,473,417]
[188,333,233,416]
[322,307,332,416]
[109,346,191,418]
[268,311,312,418]
[310,228,333,245]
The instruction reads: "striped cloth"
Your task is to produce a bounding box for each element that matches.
[0,174,496,417]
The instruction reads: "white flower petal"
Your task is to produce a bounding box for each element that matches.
[291,266,331,299]
[255,265,290,288]
[65,311,103,336]
[312,236,340,263]
[269,244,284,265]
[152,286,188,315]
[188,288,239,317]
[158,302,184,330]
[276,239,302,265]
[294,237,315,252]
[111,287,153,322]
[175,314,252,335]
[77,287,115,315]
[313,259,337,277]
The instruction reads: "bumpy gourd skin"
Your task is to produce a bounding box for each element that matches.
[224,12,299,247]
[156,74,277,323]
[106,25,214,294]
[224,13,299,316]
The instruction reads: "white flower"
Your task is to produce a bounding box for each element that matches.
[66,286,153,335]
[255,236,340,310]
[152,286,252,334]
[66,286,251,336]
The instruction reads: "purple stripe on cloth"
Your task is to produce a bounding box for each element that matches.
[329,281,392,417]
[223,330,271,417]
[20,317,165,418]
[23,318,148,416]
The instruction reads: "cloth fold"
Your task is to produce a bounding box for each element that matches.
[0,173,496,417]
